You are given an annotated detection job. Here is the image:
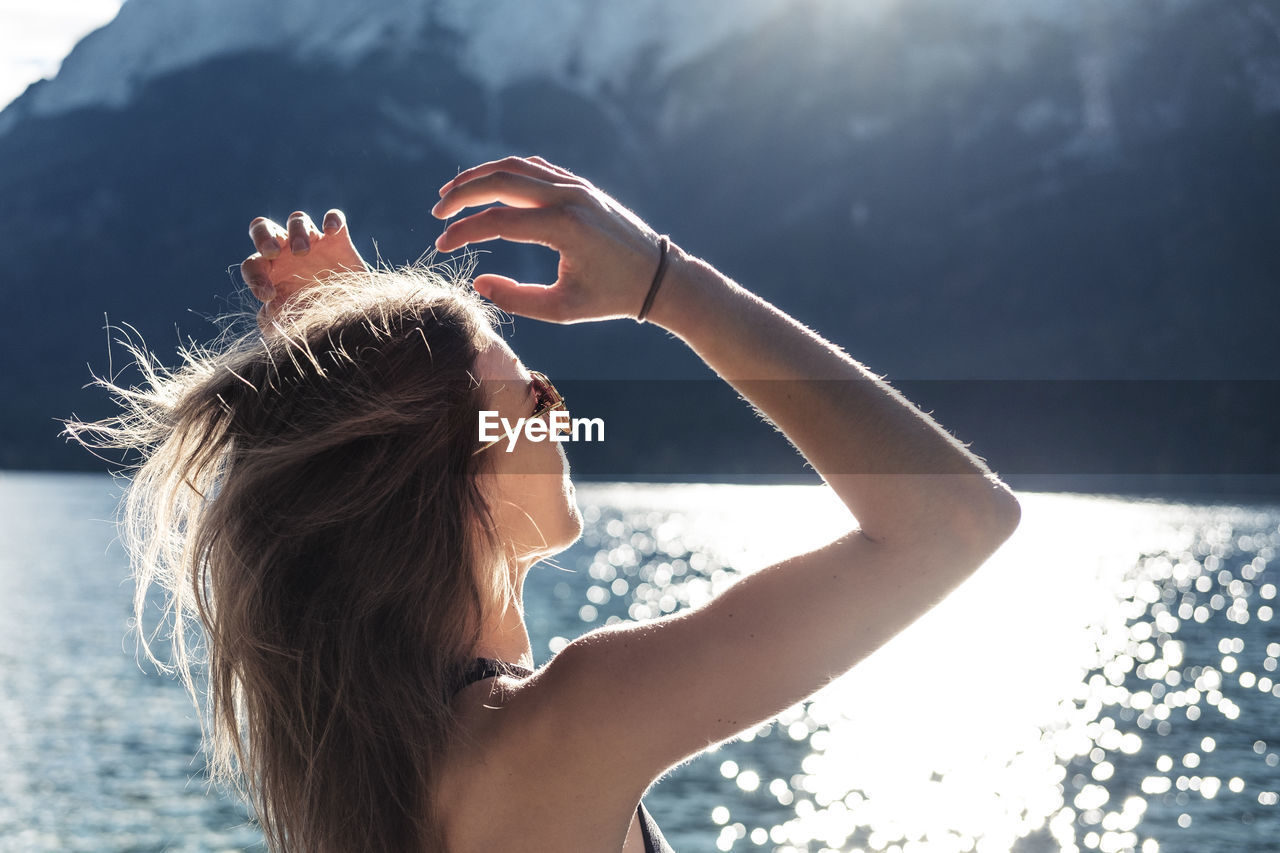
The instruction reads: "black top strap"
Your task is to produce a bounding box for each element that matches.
[637,801,677,853]
[458,657,534,689]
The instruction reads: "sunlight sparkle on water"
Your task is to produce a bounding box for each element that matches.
[567,485,1280,852]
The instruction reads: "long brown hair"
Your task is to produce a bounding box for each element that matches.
[65,264,513,851]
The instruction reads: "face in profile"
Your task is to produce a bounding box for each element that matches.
[470,331,583,567]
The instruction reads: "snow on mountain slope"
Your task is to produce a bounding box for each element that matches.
[6,0,1272,143]
[13,0,789,121]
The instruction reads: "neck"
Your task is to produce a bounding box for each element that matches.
[474,554,535,669]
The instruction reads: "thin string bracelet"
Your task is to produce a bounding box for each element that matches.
[636,235,670,324]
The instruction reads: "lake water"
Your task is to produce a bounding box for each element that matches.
[1,472,1278,853]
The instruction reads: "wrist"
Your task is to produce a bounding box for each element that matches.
[639,241,730,339]
[634,235,670,323]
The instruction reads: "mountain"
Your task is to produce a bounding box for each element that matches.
[0,0,791,132]
[1,0,1277,491]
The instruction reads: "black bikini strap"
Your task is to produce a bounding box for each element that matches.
[460,657,534,687]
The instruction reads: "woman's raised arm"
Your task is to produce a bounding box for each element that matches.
[432,156,1020,804]
[644,244,1020,547]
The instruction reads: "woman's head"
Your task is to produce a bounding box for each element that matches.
[64,262,575,851]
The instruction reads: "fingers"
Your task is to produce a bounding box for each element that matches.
[241,255,275,302]
[322,208,346,235]
[242,207,370,326]
[432,170,584,221]
[432,169,586,252]
[435,206,566,253]
[525,156,584,183]
[472,274,568,324]
[251,210,345,257]
[437,155,583,198]
[286,211,323,256]
[249,217,287,259]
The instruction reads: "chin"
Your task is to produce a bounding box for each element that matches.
[552,504,585,559]
[562,477,583,531]
[522,505,583,563]
[567,500,585,542]
[553,500,585,552]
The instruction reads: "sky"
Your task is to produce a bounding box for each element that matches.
[0,0,124,111]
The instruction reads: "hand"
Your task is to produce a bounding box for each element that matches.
[240,209,369,330]
[432,156,665,324]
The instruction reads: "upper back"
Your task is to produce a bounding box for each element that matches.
[436,659,651,853]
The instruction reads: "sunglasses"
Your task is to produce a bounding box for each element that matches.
[472,370,566,455]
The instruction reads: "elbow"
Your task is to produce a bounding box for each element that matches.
[968,482,1022,545]
[992,492,1022,540]
[942,479,1021,555]
[867,479,1022,551]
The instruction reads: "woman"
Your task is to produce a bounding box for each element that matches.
[70,156,1020,852]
